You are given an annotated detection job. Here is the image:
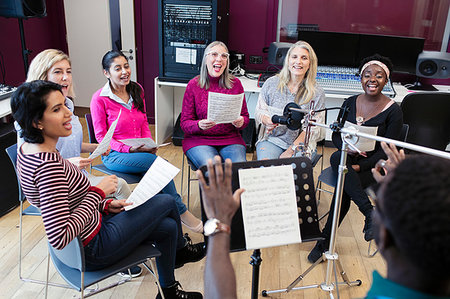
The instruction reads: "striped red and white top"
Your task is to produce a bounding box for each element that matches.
[17,147,112,250]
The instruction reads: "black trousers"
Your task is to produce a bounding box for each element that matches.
[321,150,375,239]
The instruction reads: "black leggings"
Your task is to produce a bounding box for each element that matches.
[321,150,375,239]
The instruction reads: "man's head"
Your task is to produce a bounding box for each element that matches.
[375,154,450,276]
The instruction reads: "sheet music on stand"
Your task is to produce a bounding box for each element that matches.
[199,157,322,252]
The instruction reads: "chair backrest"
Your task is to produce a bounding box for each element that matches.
[399,123,409,143]
[401,92,450,151]
[48,236,85,272]
[5,143,18,166]
[172,113,184,146]
[5,143,26,203]
[84,113,98,144]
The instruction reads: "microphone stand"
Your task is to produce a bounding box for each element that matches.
[262,118,450,298]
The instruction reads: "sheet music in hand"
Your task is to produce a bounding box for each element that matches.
[125,156,180,211]
[207,92,244,124]
[238,165,301,250]
[88,110,122,159]
[120,138,170,149]
[342,121,378,152]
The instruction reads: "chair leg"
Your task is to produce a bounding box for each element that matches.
[187,166,191,210]
[80,272,85,299]
[18,201,24,281]
[368,240,379,257]
[19,202,69,288]
[144,258,165,299]
[45,251,50,299]
[181,154,185,196]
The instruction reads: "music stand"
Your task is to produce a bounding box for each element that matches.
[199,156,324,299]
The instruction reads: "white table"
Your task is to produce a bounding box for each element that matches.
[0,97,11,119]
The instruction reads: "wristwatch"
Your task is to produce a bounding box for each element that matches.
[204,218,231,236]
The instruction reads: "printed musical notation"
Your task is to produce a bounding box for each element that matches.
[238,165,301,250]
[207,92,244,124]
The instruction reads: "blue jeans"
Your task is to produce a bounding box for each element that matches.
[102,150,187,214]
[185,144,247,169]
[84,194,185,287]
[256,140,317,161]
[256,141,285,160]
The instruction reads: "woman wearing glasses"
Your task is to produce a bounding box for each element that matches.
[181,41,250,169]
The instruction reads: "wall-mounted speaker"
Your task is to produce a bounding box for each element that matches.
[416,51,450,79]
[268,42,293,66]
[0,0,46,19]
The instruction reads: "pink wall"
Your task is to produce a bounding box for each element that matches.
[134,0,159,123]
[1,0,450,121]
[297,0,414,35]
[132,0,279,123]
[0,0,67,87]
[228,0,278,71]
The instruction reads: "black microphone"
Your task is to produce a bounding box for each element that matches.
[271,114,290,126]
[271,102,304,130]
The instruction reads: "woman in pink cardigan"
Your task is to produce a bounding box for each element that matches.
[91,50,203,233]
[181,41,250,169]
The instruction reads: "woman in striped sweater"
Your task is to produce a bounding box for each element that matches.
[11,80,204,299]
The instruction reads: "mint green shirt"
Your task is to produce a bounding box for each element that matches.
[366,271,450,299]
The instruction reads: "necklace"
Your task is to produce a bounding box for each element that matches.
[356,97,388,125]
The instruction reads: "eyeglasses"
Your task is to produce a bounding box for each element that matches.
[207,51,229,60]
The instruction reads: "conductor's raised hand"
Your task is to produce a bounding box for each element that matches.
[371,142,405,183]
[197,156,244,225]
[198,119,216,130]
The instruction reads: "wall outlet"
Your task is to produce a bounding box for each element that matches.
[249,55,263,64]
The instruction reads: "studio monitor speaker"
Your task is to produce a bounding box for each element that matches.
[416,51,450,79]
[0,0,46,19]
[268,42,293,66]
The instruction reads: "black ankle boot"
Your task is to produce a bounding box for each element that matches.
[307,238,329,264]
[156,281,202,299]
[363,213,374,241]
[175,233,206,269]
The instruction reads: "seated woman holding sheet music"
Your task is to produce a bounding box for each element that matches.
[308,54,403,263]
[91,50,203,233]
[180,41,250,169]
[255,41,325,160]
[12,81,205,299]
[14,49,131,200]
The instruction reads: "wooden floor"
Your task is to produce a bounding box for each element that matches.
[0,117,386,299]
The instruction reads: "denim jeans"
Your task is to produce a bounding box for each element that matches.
[84,194,185,287]
[256,140,317,161]
[185,144,247,169]
[102,150,187,214]
[256,140,285,160]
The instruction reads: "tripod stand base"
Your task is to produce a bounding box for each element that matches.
[261,253,362,297]
[262,280,362,296]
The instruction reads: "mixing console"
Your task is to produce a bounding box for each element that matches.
[0,84,16,101]
[316,66,395,97]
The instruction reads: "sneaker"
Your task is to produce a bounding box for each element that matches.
[118,265,143,278]
[363,213,374,242]
[155,281,202,299]
[307,239,329,264]
[175,233,206,269]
